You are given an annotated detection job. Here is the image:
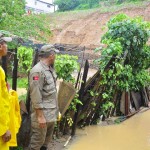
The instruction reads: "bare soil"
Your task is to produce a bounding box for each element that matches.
[48,3,150,49]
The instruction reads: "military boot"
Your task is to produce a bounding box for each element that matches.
[40,146,47,150]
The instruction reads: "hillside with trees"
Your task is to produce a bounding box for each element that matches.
[54,0,147,11]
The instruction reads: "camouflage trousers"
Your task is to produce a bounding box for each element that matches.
[30,121,55,150]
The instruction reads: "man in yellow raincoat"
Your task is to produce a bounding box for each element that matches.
[0,33,12,150]
[0,33,21,150]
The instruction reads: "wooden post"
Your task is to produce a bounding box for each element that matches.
[75,46,85,89]
[125,92,129,115]
[71,60,89,136]
[143,88,149,106]
[12,48,18,91]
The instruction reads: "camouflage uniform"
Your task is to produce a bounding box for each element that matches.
[29,60,59,150]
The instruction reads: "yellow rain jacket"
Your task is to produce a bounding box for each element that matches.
[9,90,21,147]
[0,66,10,150]
[0,66,21,149]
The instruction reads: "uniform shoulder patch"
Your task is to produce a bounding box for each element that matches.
[33,76,39,80]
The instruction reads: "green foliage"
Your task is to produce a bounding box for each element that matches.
[17,46,34,73]
[17,78,28,88]
[69,94,83,112]
[67,116,74,126]
[95,14,150,116]
[7,77,28,88]
[63,94,82,127]
[0,0,51,42]
[10,146,23,150]
[54,0,148,11]
[55,55,82,129]
[85,0,100,8]
[55,0,100,11]
[77,0,100,9]
[89,90,99,97]
[55,55,82,127]
[99,14,150,91]
[101,101,114,116]
[55,54,82,127]
[54,0,80,11]
[75,4,90,10]
[0,0,25,18]
[55,54,79,82]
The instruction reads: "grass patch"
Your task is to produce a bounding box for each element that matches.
[17,78,28,88]
[49,0,150,21]
[7,77,28,88]
[99,0,150,13]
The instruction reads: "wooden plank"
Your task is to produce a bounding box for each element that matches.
[125,92,129,116]
[110,92,118,116]
[146,87,150,101]
[72,60,89,136]
[143,88,149,106]
[58,81,76,116]
[131,91,141,110]
[75,46,85,89]
[120,92,125,114]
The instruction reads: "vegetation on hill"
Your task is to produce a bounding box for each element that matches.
[54,0,148,11]
[0,0,51,42]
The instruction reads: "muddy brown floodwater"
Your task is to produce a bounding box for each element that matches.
[67,110,150,150]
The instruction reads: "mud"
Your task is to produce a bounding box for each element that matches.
[49,3,150,48]
[67,110,150,150]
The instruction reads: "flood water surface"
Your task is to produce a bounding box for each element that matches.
[68,110,150,150]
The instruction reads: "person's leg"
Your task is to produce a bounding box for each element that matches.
[30,121,47,150]
[41,122,55,149]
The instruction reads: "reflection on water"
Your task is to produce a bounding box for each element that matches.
[68,110,150,150]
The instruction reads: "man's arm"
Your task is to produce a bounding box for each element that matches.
[29,72,46,128]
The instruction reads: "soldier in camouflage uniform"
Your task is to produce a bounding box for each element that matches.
[29,45,59,150]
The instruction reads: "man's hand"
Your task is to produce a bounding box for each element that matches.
[57,112,62,121]
[35,108,47,128]
[37,115,46,128]
[2,130,11,142]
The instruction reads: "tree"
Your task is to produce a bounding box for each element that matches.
[0,0,51,42]
[54,0,100,11]
[95,14,150,117]
[55,0,80,11]
[55,54,79,82]
[79,0,100,8]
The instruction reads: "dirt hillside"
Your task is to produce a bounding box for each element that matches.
[48,3,150,49]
